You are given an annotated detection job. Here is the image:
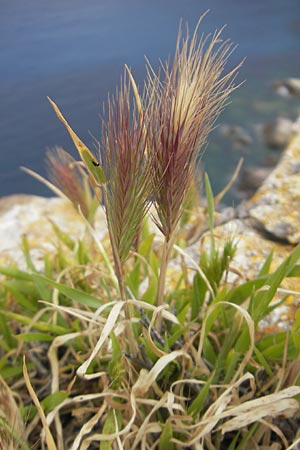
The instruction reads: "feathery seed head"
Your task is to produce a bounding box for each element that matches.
[100,72,150,265]
[146,17,242,240]
[46,146,93,219]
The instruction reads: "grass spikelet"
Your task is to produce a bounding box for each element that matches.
[146,18,241,242]
[46,147,96,220]
[100,70,150,301]
[22,146,99,223]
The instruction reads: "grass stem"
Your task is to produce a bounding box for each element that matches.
[156,234,176,331]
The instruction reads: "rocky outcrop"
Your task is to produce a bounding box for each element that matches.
[248,131,300,244]
[0,195,107,269]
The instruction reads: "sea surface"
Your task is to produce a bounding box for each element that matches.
[1,0,300,202]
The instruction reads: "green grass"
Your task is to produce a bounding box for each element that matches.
[1,183,300,449]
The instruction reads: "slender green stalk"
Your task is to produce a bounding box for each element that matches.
[155,236,173,333]
[157,235,175,308]
[156,239,169,308]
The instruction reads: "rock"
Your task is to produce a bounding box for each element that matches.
[0,194,106,269]
[238,165,273,197]
[247,128,300,244]
[260,117,296,148]
[219,124,253,148]
[273,78,300,98]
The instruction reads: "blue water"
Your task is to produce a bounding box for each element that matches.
[1,0,300,201]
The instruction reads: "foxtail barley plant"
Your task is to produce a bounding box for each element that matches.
[100,74,150,307]
[145,18,242,307]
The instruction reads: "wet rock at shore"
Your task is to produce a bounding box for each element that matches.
[219,124,253,148]
[273,77,300,98]
[238,165,273,197]
[258,116,297,149]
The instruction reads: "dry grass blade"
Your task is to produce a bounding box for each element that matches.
[0,376,28,450]
[127,298,180,324]
[77,301,124,379]
[252,418,290,449]
[45,390,137,447]
[171,373,254,447]
[197,301,255,382]
[170,375,300,447]
[219,386,300,433]
[48,97,106,185]
[70,403,107,450]
[23,357,58,450]
[46,330,94,450]
[46,393,117,428]
[20,166,70,201]
[287,435,300,449]
[131,392,177,450]
[133,350,190,396]
[214,157,244,206]
[48,331,90,393]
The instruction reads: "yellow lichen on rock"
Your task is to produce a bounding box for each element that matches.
[248,127,300,243]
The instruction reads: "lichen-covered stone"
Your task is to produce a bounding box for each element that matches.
[248,128,300,243]
[0,194,106,269]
